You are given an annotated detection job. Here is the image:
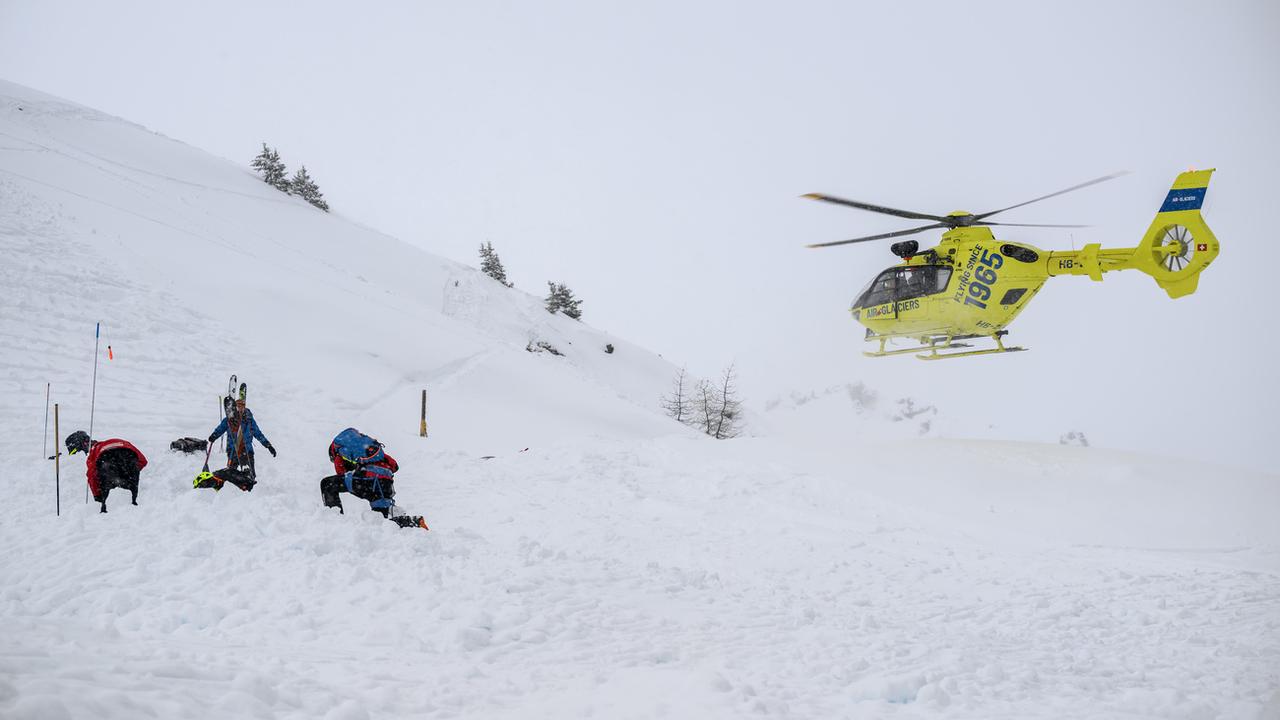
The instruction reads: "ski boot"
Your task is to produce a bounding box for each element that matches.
[390,515,429,530]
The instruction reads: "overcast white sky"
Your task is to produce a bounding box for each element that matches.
[3,1,1277,469]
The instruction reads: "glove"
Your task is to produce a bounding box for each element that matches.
[265,443,277,458]
[208,434,217,443]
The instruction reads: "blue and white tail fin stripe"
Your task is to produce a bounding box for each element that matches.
[1158,186,1207,213]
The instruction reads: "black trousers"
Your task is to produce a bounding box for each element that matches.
[320,474,395,517]
[94,447,141,512]
[95,470,139,511]
[228,452,256,480]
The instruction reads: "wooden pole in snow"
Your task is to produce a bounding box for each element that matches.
[420,389,428,438]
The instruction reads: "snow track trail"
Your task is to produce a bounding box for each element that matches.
[1,79,1277,719]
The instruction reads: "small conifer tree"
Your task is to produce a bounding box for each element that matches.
[660,366,694,424]
[478,242,514,287]
[691,364,744,439]
[251,143,289,192]
[695,378,716,435]
[544,282,583,319]
[290,165,329,212]
[710,363,743,439]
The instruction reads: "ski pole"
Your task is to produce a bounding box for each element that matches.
[86,322,101,503]
[54,403,61,517]
[42,382,50,459]
[202,439,213,473]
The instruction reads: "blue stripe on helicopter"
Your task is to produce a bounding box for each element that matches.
[1158,187,1206,213]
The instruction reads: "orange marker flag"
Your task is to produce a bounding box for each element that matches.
[108,346,114,360]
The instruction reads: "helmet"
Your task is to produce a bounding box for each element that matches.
[65,430,91,455]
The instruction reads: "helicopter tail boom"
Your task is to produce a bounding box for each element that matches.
[1045,169,1219,298]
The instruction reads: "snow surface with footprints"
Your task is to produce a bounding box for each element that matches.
[1,80,1277,719]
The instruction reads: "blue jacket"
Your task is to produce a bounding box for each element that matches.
[211,409,270,465]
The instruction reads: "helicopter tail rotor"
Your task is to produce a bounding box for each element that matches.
[1132,169,1219,298]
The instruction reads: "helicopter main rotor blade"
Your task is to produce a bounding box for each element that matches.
[974,171,1129,221]
[976,221,1091,228]
[802,193,948,222]
[806,223,948,249]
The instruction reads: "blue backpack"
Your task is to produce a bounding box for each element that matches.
[329,428,385,466]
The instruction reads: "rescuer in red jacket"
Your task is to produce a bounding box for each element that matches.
[65,430,148,514]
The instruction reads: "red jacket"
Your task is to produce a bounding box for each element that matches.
[85,438,148,498]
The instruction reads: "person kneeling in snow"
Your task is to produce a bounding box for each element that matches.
[321,428,426,529]
[207,397,275,489]
[65,430,148,514]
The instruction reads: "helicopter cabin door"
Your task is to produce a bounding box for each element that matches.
[852,265,952,335]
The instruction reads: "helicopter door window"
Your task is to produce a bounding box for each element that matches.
[932,267,952,293]
[894,266,952,301]
[898,267,926,300]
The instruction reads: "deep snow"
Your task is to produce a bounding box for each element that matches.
[1,80,1277,719]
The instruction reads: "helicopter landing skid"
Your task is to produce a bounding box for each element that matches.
[863,343,973,358]
[916,333,1025,360]
[863,336,972,358]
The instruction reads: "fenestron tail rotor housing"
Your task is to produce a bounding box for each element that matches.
[1155,224,1195,274]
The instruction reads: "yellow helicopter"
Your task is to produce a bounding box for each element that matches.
[804,169,1219,359]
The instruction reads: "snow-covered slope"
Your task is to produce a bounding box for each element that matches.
[0,80,679,454]
[1,80,1277,719]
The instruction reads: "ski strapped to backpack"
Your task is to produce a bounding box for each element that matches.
[223,375,236,454]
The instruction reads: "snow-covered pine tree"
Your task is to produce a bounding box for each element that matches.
[544,283,563,314]
[660,366,694,425]
[251,143,289,192]
[290,166,316,202]
[290,165,329,212]
[544,282,583,319]
[479,242,514,287]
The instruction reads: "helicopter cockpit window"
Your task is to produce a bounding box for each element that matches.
[895,266,953,302]
[854,269,899,309]
[853,266,953,309]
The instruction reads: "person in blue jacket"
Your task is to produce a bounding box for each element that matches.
[209,397,276,481]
